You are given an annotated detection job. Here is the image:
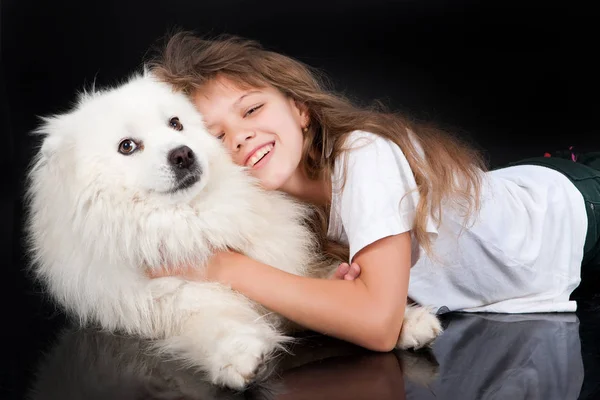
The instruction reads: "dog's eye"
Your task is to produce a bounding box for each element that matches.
[118,139,139,155]
[169,117,183,131]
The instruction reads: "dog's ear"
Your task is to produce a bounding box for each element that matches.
[40,134,64,159]
[140,66,158,83]
[142,64,151,78]
[34,116,67,159]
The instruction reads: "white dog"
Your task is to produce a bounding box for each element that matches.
[25,72,442,389]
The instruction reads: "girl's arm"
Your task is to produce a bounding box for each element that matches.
[158,232,412,352]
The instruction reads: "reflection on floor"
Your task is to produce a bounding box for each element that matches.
[22,296,599,400]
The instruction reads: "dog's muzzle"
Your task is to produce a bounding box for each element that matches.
[168,145,202,193]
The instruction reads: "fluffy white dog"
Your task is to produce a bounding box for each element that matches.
[25,72,442,389]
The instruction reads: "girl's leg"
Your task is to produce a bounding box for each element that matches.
[577,152,600,172]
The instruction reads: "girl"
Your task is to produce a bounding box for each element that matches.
[147,32,600,351]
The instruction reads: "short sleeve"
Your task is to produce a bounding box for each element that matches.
[332,131,438,262]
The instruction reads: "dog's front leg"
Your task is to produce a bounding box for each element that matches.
[147,278,287,390]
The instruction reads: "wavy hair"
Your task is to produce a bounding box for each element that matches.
[147,31,487,262]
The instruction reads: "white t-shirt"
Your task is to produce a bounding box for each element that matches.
[327,130,588,313]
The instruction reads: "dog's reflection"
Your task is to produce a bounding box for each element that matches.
[28,312,585,400]
[27,325,438,400]
[27,325,288,400]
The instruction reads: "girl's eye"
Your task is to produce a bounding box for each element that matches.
[244,104,263,118]
[216,133,225,140]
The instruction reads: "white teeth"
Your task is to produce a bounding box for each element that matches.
[247,144,273,167]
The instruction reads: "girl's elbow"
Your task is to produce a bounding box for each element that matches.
[365,316,402,352]
[367,335,397,352]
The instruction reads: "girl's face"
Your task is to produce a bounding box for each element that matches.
[192,76,309,191]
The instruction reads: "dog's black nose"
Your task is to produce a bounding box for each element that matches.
[168,146,195,170]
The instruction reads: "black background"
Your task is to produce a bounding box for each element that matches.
[1,1,595,397]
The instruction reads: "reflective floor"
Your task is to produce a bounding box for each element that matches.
[8,288,598,400]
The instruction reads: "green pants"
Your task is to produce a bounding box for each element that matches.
[506,153,600,266]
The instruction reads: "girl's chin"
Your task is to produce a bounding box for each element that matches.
[255,173,286,191]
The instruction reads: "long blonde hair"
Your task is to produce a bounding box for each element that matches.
[148,31,488,262]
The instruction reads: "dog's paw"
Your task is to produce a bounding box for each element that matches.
[208,333,276,390]
[397,304,442,350]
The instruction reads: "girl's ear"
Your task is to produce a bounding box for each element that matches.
[293,99,310,128]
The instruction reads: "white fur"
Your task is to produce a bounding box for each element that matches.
[25,72,440,390]
[397,304,443,350]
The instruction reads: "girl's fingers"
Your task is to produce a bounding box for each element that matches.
[333,262,350,279]
[346,263,361,280]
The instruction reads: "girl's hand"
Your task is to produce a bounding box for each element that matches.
[331,262,361,280]
[146,263,204,280]
[203,250,245,283]
[146,250,241,283]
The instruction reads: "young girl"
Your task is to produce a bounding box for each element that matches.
[147,32,600,351]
